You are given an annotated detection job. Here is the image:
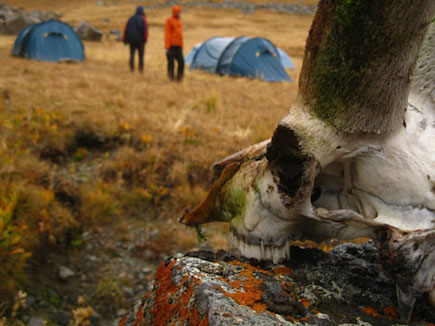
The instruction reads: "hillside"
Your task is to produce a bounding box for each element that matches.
[0,0,314,324]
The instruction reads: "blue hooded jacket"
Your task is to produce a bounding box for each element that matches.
[123,6,148,45]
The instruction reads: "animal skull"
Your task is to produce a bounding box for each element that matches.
[180,1,434,321]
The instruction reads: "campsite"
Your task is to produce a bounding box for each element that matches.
[2,0,434,325]
[12,20,85,62]
[0,0,314,324]
[186,36,293,81]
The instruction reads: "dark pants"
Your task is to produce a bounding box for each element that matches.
[129,42,145,72]
[167,46,184,81]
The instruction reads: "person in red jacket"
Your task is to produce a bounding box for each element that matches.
[123,6,149,73]
[165,5,184,81]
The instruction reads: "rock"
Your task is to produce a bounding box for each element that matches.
[0,12,40,34]
[109,29,120,35]
[123,287,134,296]
[91,310,102,325]
[119,243,435,325]
[0,4,59,35]
[113,318,123,326]
[134,285,144,293]
[109,29,122,41]
[141,265,154,274]
[28,316,46,326]
[76,20,103,41]
[88,255,98,262]
[117,308,128,317]
[48,11,62,19]
[49,309,71,326]
[29,10,49,21]
[59,266,75,280]
[140,2,317,15]
[0,4,17,20]
[96,0,118,6]
[25,294,36,309]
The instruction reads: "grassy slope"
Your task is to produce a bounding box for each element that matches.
[0,0,313,316]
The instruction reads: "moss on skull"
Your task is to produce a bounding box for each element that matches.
[221,188,246,227]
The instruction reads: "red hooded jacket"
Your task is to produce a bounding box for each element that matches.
[165,5,183,49]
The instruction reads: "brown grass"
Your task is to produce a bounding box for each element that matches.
[0,0,314,309]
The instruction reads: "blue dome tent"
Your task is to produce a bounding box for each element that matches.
[189,37,234,73]
[184,43,201,65]
[188,36,292,82]
[277,48,296,70]
[12,20,85,62]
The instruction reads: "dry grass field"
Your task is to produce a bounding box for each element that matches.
[0,0,314,322]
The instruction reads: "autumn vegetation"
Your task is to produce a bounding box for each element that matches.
[0,0,314,319]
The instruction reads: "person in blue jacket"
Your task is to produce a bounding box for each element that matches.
[123,6,149,73]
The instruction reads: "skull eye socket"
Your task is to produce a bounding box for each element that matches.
[311,187,321,202]
[267,125,308,200]
[310,161,346,210]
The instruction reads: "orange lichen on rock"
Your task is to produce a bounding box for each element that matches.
[190,308,210,326]
[134,305,144,326]
[383,306,398,319]
[143,289,153,301]
[180,275,191,306]
[288,315,299,322]
[118,316,127,326]
[300,298,311,308]
[151,260,178,324]
[229,260,273,275]
[282,282,294,291]
[361,306,381,318]
[273,266,292,275]
[220,262,268,313]
[320,243,334,252]
[150,260,209,326]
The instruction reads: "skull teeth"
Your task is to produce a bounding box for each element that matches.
[230,233,291,264]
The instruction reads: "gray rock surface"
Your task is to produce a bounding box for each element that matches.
[49,309,71,326]
[28,316,46,326]
[0,1,313,36]
[76,19,103,41]
[0,12,40,34]
[142,2,316,15]
[119,243,434,325]
[59,266,75,280]
[109,29,122,42]
[0,3,16,22]
[0,4,59,35]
